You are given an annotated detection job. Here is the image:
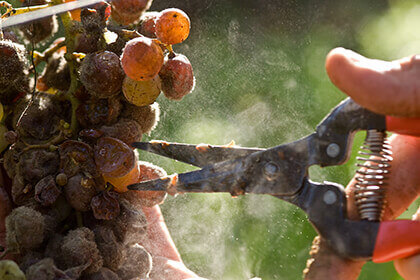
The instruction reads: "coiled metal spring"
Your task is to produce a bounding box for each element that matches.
[354,130,392,221]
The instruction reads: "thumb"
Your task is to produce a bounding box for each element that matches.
[326,48,420,117]
[393,207,420,280]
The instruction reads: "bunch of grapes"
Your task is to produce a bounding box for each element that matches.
[0,1,194,279]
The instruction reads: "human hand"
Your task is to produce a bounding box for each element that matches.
[141,205,204,280]
[304,48,420,280]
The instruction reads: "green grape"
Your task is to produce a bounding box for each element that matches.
[0,260,25,280]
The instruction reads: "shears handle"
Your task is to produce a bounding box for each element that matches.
[373,220,420,263]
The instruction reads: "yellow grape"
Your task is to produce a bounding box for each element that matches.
[122,75,161,106]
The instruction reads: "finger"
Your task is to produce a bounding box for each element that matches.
[325,48,420,117]
[394,207,420,280]
[149,256,201,280]
[346,134,420,220]
[141,205,182,262]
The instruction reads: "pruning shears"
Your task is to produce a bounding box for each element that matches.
[130,98,420,263]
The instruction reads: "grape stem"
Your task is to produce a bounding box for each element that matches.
[107,25,142,40]
[53,0,80,135]
[32,40,66,66]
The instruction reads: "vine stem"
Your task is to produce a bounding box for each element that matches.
[53,0,80,135]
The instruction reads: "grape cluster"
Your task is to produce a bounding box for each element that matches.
[0,1,195,278]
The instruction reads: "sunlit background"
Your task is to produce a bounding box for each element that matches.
[145,1,420,279]
[7,0,420,279]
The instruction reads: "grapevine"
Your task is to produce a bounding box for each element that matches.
[0,0,195,278]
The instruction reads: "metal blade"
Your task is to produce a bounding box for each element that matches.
[133,140,264,168]
[128,162,244,195]
[1,0,107,28]
[130,135,314,197]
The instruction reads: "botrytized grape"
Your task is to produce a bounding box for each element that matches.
[92,225,124,271]
[155,8,190,45]
[64,173,97,212]
[121,102,160,135]
[94,137,136,178]
[15,94,66,143]
[117,244,152,279]
[122,75,161,106]
[60,227,103,274]
[111,0,153,25]
[85,268,120,280]
[5,207,45,252]
[17,148,60,185]
[34,175,61,206]
[19,0,58,44]
[76,96,122,128]
[38,52,70,91]
[0,40,28,104]
[105,199,147,244]
[138,11,159,38]
[44,234,64,266]
[91,190,120,220]
[121,37,164,81]
[100,118,143,145]
[25,258,67,280]
[74,32,100,54]
[80,4,109,32]
[159,53,195,100]
[59,140,98,178]
[17,250,43,273]
[80,51,125,99]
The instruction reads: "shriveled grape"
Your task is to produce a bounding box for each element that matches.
[38,52,70,91]
[80,51,125,99]
[25,258,69,280]
[159,53,195,100]
[105,199,147,244]
[94,137,136,178]
[17,148,60,185]
[64,173,97,212]
[121,102,160,135]
[121,37,164,81]
[84,267,120,280]
[92,225,124,271]
[6,206,45,252]
[117,244,152,279]
[155,8,190,45]
[122,75,161,106]
[34,175,61,206]
[19,1,58,44]
[100,118,143,145]
[138,11,159,38]
[60,227,103,274]
[76,96,122,128]
[91,190,120,220]
[15,93,69,143]
[59,140,98,178]
[0,40,28,104]
[17,250,43,273]
[111,0,153,25]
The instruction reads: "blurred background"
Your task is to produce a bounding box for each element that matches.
[144,0,420,279]
[7,0,420,279]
